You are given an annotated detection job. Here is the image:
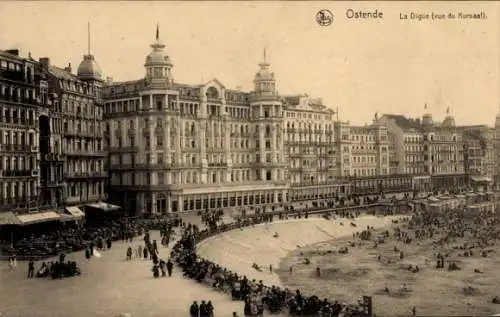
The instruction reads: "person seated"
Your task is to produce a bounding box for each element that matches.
[251,263,262,272]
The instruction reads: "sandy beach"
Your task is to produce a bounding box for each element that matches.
[196,215,398,287]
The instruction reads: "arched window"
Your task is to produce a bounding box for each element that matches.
[206,87,219,99]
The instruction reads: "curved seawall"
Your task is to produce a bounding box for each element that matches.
[196,215,396,287]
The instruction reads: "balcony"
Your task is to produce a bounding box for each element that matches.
[89,171,108,178]
[2,170,33,177]
[65,149,106,157]
[207,162,227,168]
[108,163,171,171]
[40,180,64,188]
[63,171,106,180]
[0,144,32,152]
[0,196,39,212]
[108,146,138,153]
[42,153,65,162]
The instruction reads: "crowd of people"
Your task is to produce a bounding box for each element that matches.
[0,192,423,316]
[170,212,372,316]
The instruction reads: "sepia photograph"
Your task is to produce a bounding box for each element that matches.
[0,1,499,317]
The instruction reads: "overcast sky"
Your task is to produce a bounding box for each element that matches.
[0,1,498,126]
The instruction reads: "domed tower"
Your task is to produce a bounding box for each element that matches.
[77,22,103,82]
[144,24,173,88]
[442,106,455,127]
[422,103,433,126]
[77,22,104,103]
[250,48,283,184]
[253,48,277,97]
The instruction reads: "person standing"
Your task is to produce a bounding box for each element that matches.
[189,301,199,317]
[206,300,214,317]
[199,300,209,317]
[137,245,142,259]
[126,246,133,261]
[143,246,149,260]
[27,260,35,278]
[166,258,173,277]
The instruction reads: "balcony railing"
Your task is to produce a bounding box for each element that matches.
[0,196,39,212]
[65,149,106,157]
[0,144,32,152]
[3,170,33,177]
[108,146,138,153]
[64,171,107,179]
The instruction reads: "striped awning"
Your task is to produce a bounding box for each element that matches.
[17,211,61,225]
[0,212,21,225]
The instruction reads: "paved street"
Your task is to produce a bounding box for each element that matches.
[0,230,243,317]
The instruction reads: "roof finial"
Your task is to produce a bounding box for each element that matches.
[156,23,160,42]
[87,21,91,55]
[263,46,267,63]
[424,102,427,110]
[446,106,450,115]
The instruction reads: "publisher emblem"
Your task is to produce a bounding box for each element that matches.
[316,9,334,26]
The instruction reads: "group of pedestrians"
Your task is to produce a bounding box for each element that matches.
[189,300,215,317]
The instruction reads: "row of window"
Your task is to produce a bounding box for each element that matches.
[65,159,104,174]
[0,181,37,198]
[59,80,99,98]
[67,181,104,197]
[65,139,104,152]
[351,156,381,164]
[61,98,101,118]
[0,130,36,146]
[0,155,37,171]
[1,106,37,124]
[351,168,387,177]
[286,112,332,121]
[111,168,283,186]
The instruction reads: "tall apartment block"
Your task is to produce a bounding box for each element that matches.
[379,109,469,192]
[0,50,40,213]
[37,52,107,210]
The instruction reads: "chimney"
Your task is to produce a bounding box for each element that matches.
[5,49,19,56]
[39,57,50,70]
[106,77,113,83]
[64,62,72,73]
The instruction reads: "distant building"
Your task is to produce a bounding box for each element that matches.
[379,107,468,192]
[459,125,495,186]
[282,95,348,202]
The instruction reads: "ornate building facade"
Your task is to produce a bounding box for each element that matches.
[37,49,107,212]
[102,28,496,216]
[0,49,40,213]
[104,30,291,215]
[379,109,467,192]
[283,95,349,202]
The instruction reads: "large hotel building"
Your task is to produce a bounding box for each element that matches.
[0,27,496,220]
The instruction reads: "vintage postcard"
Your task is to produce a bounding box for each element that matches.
[0,1,498,317]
